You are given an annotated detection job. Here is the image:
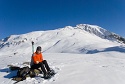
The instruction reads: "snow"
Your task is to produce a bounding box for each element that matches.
[0,24,125,84]
[0,52,125,84]
[0,24,123,55]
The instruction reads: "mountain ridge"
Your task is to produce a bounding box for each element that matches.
[0,24,124,55]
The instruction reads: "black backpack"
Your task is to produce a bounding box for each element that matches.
[17,66,30,80]
[13,67,37,83]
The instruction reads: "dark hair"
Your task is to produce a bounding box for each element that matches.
[36,46,41,51]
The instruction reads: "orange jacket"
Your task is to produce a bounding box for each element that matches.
[32,52,43,64]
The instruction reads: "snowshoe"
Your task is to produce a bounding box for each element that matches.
[43,73,51,79]
[43,69,56,79]
[48,69,56,76]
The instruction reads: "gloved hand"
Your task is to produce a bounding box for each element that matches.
[36,61,39,64]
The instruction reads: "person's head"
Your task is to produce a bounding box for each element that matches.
[36,46,42,54]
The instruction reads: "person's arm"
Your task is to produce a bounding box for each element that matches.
[32,54,39,64]
[40,53,44,62]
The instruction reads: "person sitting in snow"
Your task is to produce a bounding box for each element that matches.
[30,46,53,78]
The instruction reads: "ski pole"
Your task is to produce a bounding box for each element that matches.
[32,41,34,54]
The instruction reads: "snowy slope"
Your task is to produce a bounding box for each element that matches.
[76,24,125,42]
[0,24,124,55]
[0,52,125,84]
[0,24,125,84]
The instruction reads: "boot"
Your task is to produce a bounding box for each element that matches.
[43,72,51,79]
[48,69,55,76]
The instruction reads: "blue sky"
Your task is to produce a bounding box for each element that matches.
[0,0,125,39]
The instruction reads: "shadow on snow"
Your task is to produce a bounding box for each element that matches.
[0,68,17,78]
[86,46,125,54]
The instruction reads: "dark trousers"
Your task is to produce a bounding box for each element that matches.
[31,60,50,74]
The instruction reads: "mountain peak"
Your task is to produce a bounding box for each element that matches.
[75,24,110,38]
[76,24,99,28]
[60,24,125,44]
[0,24,125,55]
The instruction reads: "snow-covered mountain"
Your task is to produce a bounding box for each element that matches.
[76,24,125,42]
[0,24,124,55]
[0,24,125,84]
